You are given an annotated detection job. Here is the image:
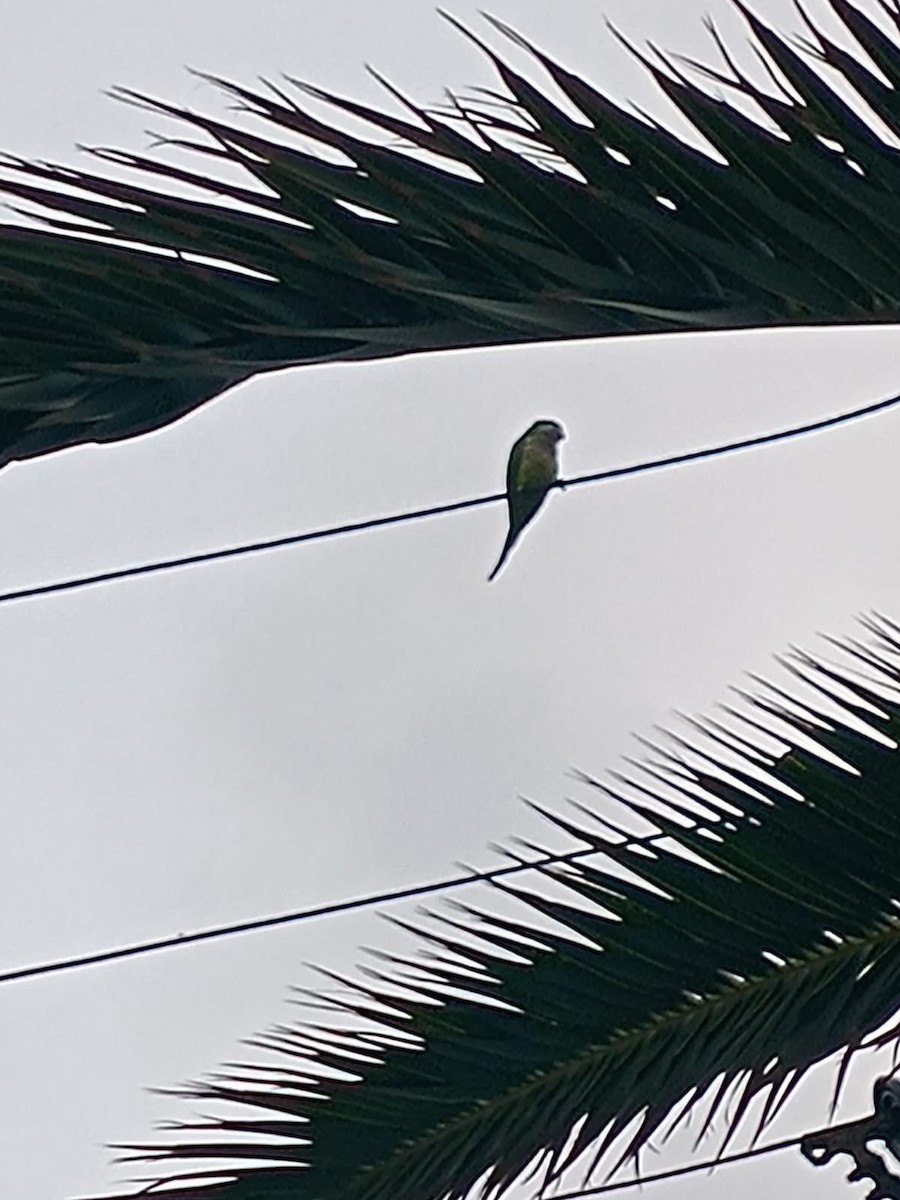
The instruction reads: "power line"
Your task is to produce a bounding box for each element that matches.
[0,839,634,987]
[546,1133,803,1197]
[3,388,897,984]
[1,387,898,608]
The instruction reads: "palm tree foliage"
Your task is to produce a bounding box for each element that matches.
[98,614,900,1200]
[4,0,900,467]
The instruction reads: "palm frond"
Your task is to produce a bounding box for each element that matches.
[6,1,900,465]
[91,613,900,1200]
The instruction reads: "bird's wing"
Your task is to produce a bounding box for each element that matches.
[505,429,529,498]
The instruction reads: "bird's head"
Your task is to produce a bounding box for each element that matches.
[532,420,566,445]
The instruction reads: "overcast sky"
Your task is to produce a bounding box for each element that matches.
[1,2,898,1198]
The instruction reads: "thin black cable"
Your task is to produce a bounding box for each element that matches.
[0,839,627,986]
[1,387,898,607]
[3,389,898,986]
[547,1133,803,1197]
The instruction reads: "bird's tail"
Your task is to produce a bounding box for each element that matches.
[487,531,518,582]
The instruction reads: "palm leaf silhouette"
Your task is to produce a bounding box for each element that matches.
[88,613,900,1200]
[4,0,900,465]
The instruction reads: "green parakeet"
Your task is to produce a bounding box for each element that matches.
[488,419,566,581]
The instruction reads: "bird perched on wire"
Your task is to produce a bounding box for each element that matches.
[488,419,566,581]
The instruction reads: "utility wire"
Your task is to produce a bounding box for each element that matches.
[3,389,898,985]
[546,1133,803,1197]
[0,838,633,986]
[1,404,878,1183]
[0,387,898,608]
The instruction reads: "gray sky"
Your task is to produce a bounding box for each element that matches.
[0,1,897,1197]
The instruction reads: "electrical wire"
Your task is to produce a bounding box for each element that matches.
[545,1133,804,1197]
[0,839,631,986]
[0,386,897,608]
[2,393,884,1198]
[3,388,899,983]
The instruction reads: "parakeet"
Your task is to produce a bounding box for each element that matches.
[488,419,566,581]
